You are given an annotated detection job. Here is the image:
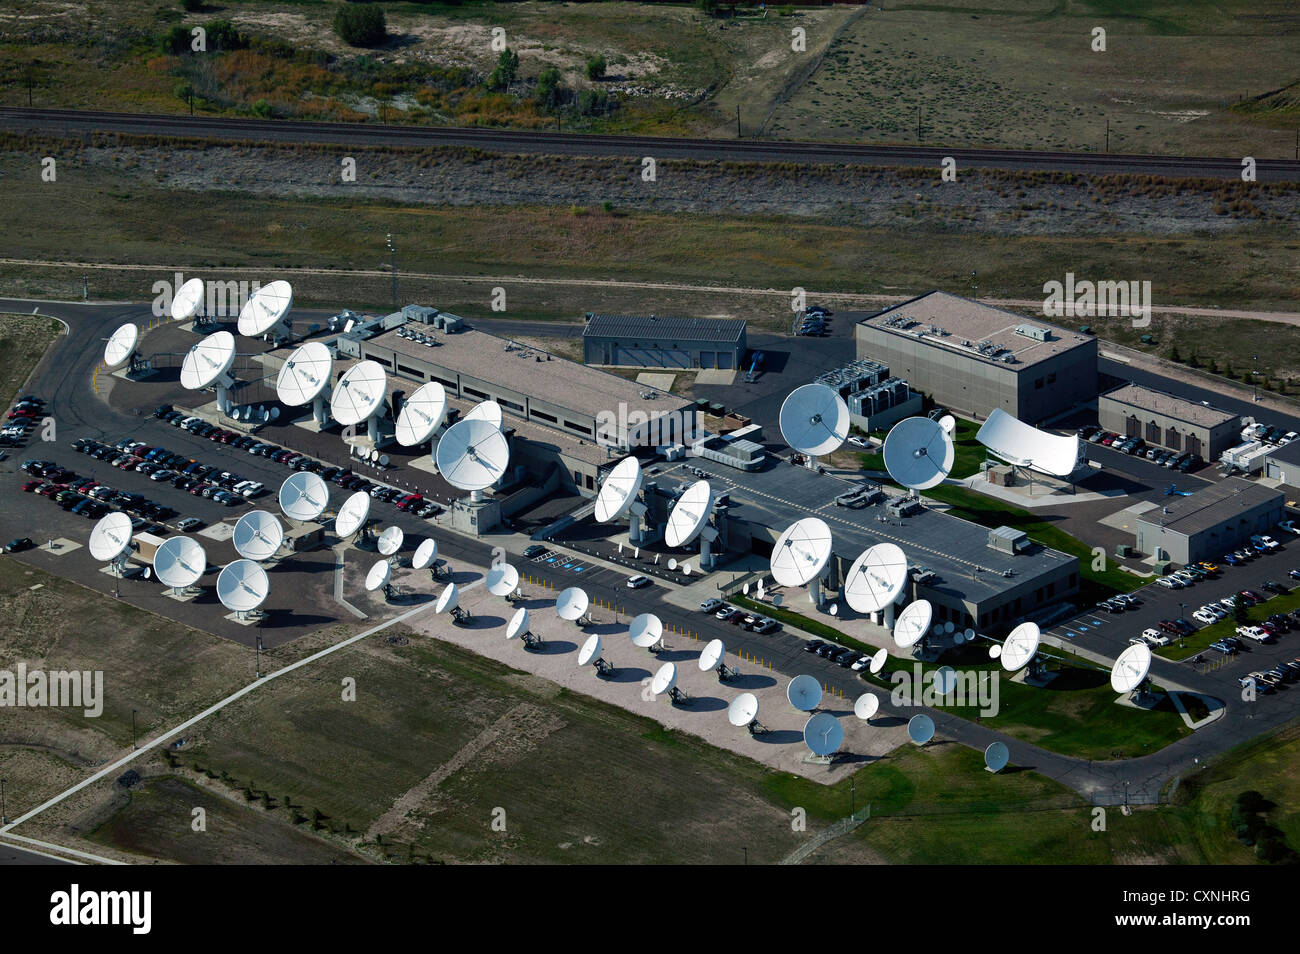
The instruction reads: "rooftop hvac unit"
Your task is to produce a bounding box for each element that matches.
[1015,324,1051,342]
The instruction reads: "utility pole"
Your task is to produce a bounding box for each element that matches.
[1105,118,1110,152]
[1,777,7,824]
[1253,353,1259,402]
[386,233,398,312]
[736,105,741,139]
[131,709,138,751]
[917,105,922,143]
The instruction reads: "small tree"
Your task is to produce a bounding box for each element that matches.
[536,66,563,112]
[487,48,519,91]
[585,54,607,81]
[696,0,720,15]
[1169,344,1182,363]
[181,0,203,11]
[334,4,387,48]
[1233,600,1249,624]
[160,25,190,55]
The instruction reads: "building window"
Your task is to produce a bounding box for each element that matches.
[1187,434,1202,456]
[1047,372,1056,384]
[1127,415,1141,438]
[499,398,523,413]
[1164,427,1182,450]
[1145,419,1161,443]
[463,386,487,400]
[1034,377,1044,390]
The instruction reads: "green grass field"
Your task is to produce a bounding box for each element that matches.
[0,313,61,409]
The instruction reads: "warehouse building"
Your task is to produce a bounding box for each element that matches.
[1262,440,1300,503]
[854,291,1098,423]
[582,314,747,371]
[1134,477,1285,565]
[1099,383,1239,461]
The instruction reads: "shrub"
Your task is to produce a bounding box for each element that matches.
[160,25,190,55]
[334,4,387,48]
[696,0,720,14]
[180,0,203,11]
[205,19,248,52]
[585,54,606,81]
[536,66,563,112]
[487,48,519,92]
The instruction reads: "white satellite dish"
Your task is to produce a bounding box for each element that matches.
[436,419,510,492]
[893,599,933,649]
[237,279,293,338]
[412,538,438,570]
[883,416,955,490]
[787,674,822,712]
[698,639,725,671]
[153,536,206,589]
[843,543,908,613]
[628,613,663,648]
[727,693,759,727]
[934,666,958,696]
[506,608,530,640]
[977,408,1084,478]
[869,647,888,674]
[171,277,204,321]
[103,322,139,369]
[180,330,236,391]
[665,479,713,548]
[651,662,678,696]
[216,559,269,613]
[232,510,284,562]
[464,400,503,428]
[853,693,879,721]
[330,360,387,428]
[279,472,328,522]
[275,341,332,408]
[989,644,1003,660]
[907,714,935,744]
[394,381,447,447]
[577,634,603,666]
[938,414,956,434]
[682,563,692,576]
[486,563,519,597]
[667,558,678,571]
[803,712,843,757]
[89,512,133,562]
[779,383,849,457]
[365,560,390,592]
[770,517,832,587]
[985,742,1010,773]
[377,526,404,557]
[334,491,371,538]
[1001,622,1041,672]
[435,582,460,614]
[1110,643,1152,693]
[556,586,588,621]
[595,456,644,523]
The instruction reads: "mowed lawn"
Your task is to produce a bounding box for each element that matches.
[0,312,61,407]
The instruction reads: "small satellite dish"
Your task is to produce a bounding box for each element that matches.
[377,454,388,467]
[596,458,646,523]
[773,594,784,607]
[89,512,133,562]
[275,341,332,407]
[237,279,293,338]
[629,613,663,648]
[364,560,390,592]
[232,510,284,562]
[103,323,139,369]
[985,742,1010,773]
[1111,643,1152,693]
[153,536,206,589]
[335,491,371,538]
[907,714,935,744]
[938,414,956,434]
[577,634,603,667]
[377,526,404,557]
[893,599,933,649]
[787,674,822,712]
[394,381,447,447]
[180,331,236,391]
[412,538,437,570]
[989,644,1003,660]
[650,662,678,696]
[667,558,679,571]
[217,559,269,613]
[556,586,589,621]
[171,277,204,321]
[464,399,504,429]
[770,517,832,587]
[330,360,387,427]
[279,472,329,522]
[506,608,530,640]
[803,712,843,757]
[843,543,908,613]
[1001,622,1041,672]
[829,603,838,616]
[883,416,955,490]
[853,693,879,721]
[779,383,849,457]
[869,647,888,674]
[698,639,725,671]
[486,563,519,597]
[944,621,955,634]
[436,419,510,492]
[727,693,759,727]
[681,563,692,576]
[665,479,713,548]
[934,666,958,695]
[742,582,750,595]
[435,582,460,614]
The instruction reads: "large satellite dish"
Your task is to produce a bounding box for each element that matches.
[506,608,530,640]
[89,512,133,562]
[279,472,328,522]
[435,582,460,614]
[977,408,1083,478]
[985,742,1010,773]
[853,693,879,721]
[803,712,843,757]
[464,400,504,428]
[486,563,519,597]
[727,693,759,728]
[843,543,908,613]
[651,662,678,696]
[153,536,206,589]
[237,279,293,338]
[869,647,888,674]
[275,341,332,407]
[1001,622,1041,672]
[436,419,510,492]
[180,330,236,391]
[232,510,284,562]
[412,538,438,570]
[377,526,404,557]
[883,416,955,490]
[171,277,204,321]
[330,360,387,426]
[394,382,447,447]
[629,613,663,648]
[770,518,832,587]
[698,639,725,671]
[578,634,603,667]
[1110,643,1152,693]
[103,322,139,370]
[334,491,371,538]
[907,714,935,744]
[216,559,269,613]
[787,674,822,712]
[665,479,713,548]
[556,586,588,621]
[779,384,849,457]
[365,560,390,592]
[893,599,933,649]
[595,456,644,523]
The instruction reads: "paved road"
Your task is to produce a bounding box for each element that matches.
[3,107,1298,182]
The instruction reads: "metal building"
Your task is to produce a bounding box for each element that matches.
[1099,383,1239,461]
[582,314,747,370]
[1134,478,1285,565]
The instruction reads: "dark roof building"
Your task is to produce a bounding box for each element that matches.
[582,313,747,371]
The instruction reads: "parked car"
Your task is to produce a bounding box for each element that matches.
[626,575,651,589]
[4,537,34,553]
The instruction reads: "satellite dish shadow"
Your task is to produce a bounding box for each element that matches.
[870,715,907,728]
[754,729,802,745]
[607,666,652,684]
[652,647,696,663]
[727,672,776,690]
[447,569,482,585]
[464,613,505,629]
[688,695,729,713]
[260,612,333,629]
[533,639,577,655]
[837,752,881,766]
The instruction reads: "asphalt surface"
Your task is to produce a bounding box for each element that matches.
[2,296,1297,811]
[3,107,1298,182]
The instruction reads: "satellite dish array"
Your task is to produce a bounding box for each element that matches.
[276,340,333,427]
[780,383,849,462]
[883,415,955,491]
[237,280,294,341]
[180,330,238,414]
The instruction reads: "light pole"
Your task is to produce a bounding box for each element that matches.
[386,233,398,312]
[131,709,138,751]
[1,777,7,824]
[1252,353,1259,402]
[1178,601,1187,647]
